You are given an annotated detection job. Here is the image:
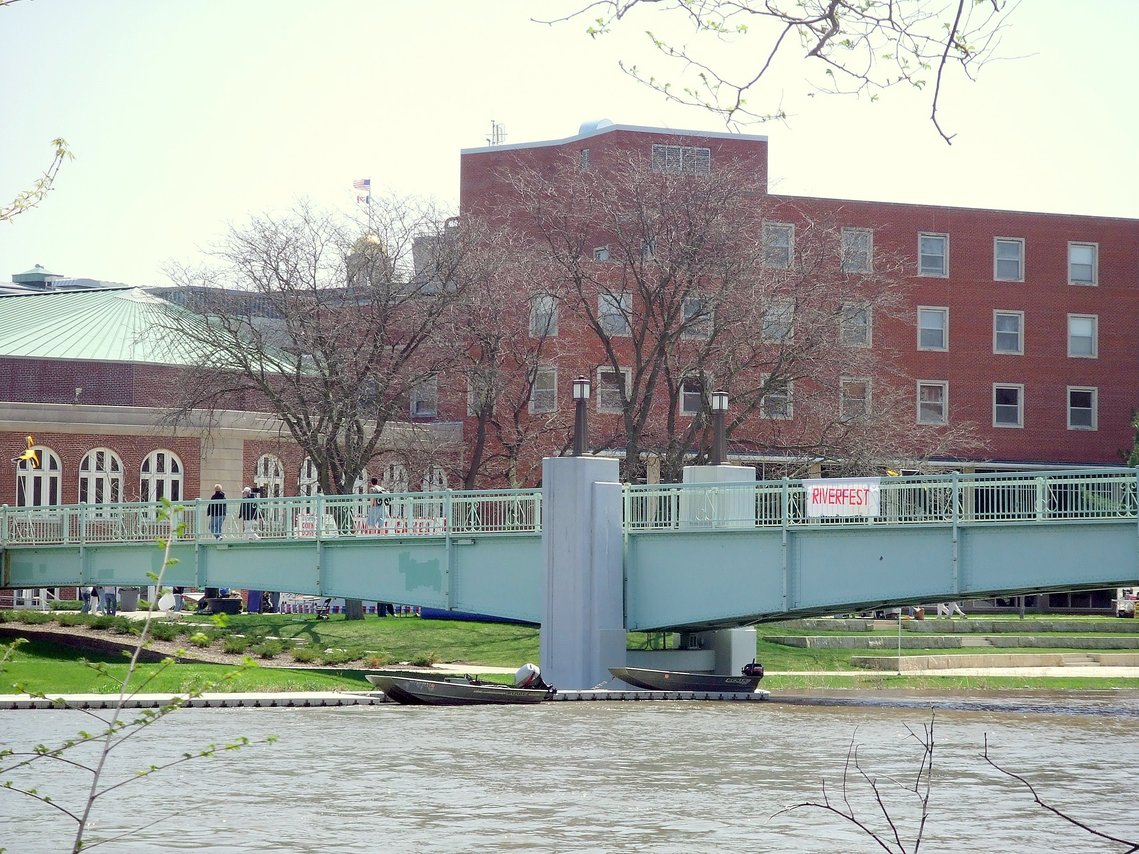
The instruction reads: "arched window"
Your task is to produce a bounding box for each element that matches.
[140,450,183,502]
[421,465,448,493]
[16,446,61,507]
[382,463,408,493]
[255,453,285,498]
[79,449,124,513]
[298,458,320,496]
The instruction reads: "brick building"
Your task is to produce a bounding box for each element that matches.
[448,120,1139,477]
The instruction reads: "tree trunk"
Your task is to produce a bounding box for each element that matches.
[344,598,365,621]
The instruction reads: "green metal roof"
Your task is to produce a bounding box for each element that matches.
[0,287,208,365]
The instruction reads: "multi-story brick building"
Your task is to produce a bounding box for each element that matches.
[450,120,1139,477]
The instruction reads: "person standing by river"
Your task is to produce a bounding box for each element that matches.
[207,484,227,539]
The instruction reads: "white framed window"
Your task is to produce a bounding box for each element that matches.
[139,449,182,503]
[760,375,792,420]
[579,148,590,170]
[763,222,794,269]
[598,292,631,337]
[530,366,557,414]
[593,245,610,262]
[383,462,409,494]
[467,370,495,417]
[17,446,61,507]
[641,237,656,261]
[682,295,712,339]
[840,378,870,420]
[917,307,948,350]
[255,453,285,498]
[78,448,123,506]
[1068,242,1097,285]
[1067,314,1097,358]
[530,294,558,337]
[597,367,630,413]
[297,458,320,496]
[993,310,1024,355]
[761,298,794,342]
[917,381,948,425]
[411,376,438,417]
[421,464,448,493]
[994,237,1024,282]
[1067,387,1097,430]
[680,377,707,415]
[651,143,711,175]
[993,384,1024,427]
[919,233,948,277]
[841,228,873,273]
[840,303,871,347]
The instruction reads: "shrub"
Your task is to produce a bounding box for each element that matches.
[223,636,252,655]
[319,648,361,666]
[49,600,82,612]
[188,632,212,648]
[56,612,95,627]
[253,640,285,659]
[90,615,119,630]
[13,610,53,625]
[363,653,391,668]
[290,646,322,663]
[410,652,439,667]
[148,622,181,642]
[0,610,12,624]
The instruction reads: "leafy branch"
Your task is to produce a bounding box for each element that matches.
[0,138,72,223]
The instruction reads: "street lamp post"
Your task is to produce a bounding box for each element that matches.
[711,390,729,465]
[572,376,591,457]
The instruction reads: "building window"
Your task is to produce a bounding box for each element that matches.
[994,237,1024,281]
[840,303,871,347]
[597,367,630,413]
[917,307,948,350]
[1067,314,1098,358]
[255,453,285,498]
[763,223,793,269]
[993,310,1023,355]
[17,446,61,507]
[1068,387,1097,430]
[78,448,123,507]
[598,292,631,337]
[917,381,947,425]
[641,237,656,261]
[467,370,495,416]
[651,143,711,175]
[530,294,558,337]
[579,148,590,169]
[1068,242,1097,285]
[993,384,1024,427]
[919,233,948,277]
[760,377,792,420]
[682,295,712,339]
[297,458,320,496]
[840,378,870,420]
[140,449,182,502]
[841,228,873,273]
[411,376,438,417]
[422,464,448,493]
[383,462,409,494]
[761,299,794,342]
[593,245,610,262]
[530,366,557,414]
[680,377,706,415]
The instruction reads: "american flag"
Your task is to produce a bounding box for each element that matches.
[353,178,371,191]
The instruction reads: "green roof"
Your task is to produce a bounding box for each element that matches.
[0,287,207,365]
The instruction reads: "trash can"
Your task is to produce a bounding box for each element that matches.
[118,587,140,612]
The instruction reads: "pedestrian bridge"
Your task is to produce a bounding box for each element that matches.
[3,468,1137,630]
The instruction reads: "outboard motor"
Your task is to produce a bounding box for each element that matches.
[514,662,549,690]
[741,660,765,680]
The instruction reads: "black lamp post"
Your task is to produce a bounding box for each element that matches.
[711,390,729,465]
[572,376,591,456]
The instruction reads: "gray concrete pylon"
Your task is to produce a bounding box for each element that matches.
[539,456,626,690]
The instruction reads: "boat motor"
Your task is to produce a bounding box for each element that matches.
[741,660,765,680]
[514,662,549,690]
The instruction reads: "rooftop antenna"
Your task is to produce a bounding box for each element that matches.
[486,120,506,146]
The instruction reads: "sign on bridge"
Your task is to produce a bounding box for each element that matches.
[804,477,881,518]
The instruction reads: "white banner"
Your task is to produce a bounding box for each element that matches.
[804,477,881,518]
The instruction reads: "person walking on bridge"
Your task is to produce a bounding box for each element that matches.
[207,484,227,539]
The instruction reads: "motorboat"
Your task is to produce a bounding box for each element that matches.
[608,660,763,693]
[365,673,554,705]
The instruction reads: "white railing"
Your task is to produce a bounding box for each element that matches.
[622,469,1139,532]
[0,488,543,547]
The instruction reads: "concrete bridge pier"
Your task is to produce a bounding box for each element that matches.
[539,456,626,690]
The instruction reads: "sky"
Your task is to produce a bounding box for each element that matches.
[1,0,1135,286]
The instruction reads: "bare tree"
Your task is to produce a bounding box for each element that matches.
[548,0,1016,143]
[508,148,979,482]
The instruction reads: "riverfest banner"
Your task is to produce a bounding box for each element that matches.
[803,477,881,518]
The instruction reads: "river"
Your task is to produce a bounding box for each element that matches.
[1,692,1137,852]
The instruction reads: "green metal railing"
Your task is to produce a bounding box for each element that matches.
[0,488,543,547]
[622,468,1139,532]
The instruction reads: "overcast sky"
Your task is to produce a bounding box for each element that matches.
[1,0,1134,286]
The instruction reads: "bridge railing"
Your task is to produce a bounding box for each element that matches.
[622,468,1139,532]
[0,488,542,547]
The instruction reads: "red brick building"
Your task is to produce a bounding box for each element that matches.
[450,120,1139,476]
